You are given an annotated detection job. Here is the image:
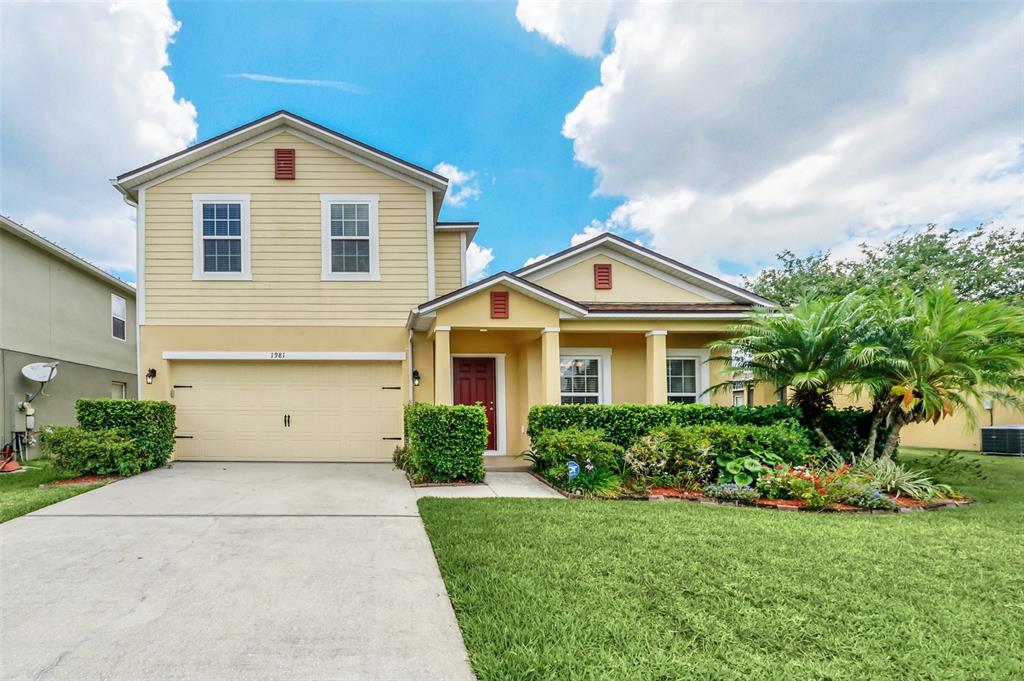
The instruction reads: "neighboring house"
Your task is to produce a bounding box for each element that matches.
[1,216,137,456]
[111,110,776,462]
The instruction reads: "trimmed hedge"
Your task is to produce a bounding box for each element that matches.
[75,399,176,471]
[404,403,487,483]
[527,403,879,456]
[41,426,141,477]
[527,403,804,450]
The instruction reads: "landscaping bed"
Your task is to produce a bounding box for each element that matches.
[532,472,974,512]
[0,458,111,522]
[40,474,120,488]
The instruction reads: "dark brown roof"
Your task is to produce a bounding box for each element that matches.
[585,303,754,313]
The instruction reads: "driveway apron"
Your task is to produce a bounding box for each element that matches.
[0,462,474,681]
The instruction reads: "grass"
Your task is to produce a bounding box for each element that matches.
[419,449,1024,680]
[0,458,106,523]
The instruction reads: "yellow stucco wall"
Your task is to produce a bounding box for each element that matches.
[433,231,463,296]
[530,253,715,304]
[143,131,429,326]
[139,325,409,402]
[434,286,560,329]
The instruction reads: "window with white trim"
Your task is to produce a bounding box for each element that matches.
[321,195,379,280]
[192,194,251,280]
[560,357,601,404]
[111,294,127,341]
[732,381,747,407]
[666,357,698,403]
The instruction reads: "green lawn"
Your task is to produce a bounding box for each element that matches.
[419,449,1024,680]
[0,458,106,523]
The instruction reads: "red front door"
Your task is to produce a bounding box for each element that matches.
[453,357,497,450]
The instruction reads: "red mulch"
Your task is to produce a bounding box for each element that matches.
[42,475,118,488]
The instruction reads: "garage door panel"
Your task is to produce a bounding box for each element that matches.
[171,361,403,462]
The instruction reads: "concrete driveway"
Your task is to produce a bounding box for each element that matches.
[0,463,475,681]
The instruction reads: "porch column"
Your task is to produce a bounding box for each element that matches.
[645,330,668,404]
[434,325,452,405]
[541,326,561,405]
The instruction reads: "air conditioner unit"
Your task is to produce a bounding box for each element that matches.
[981,426,1024,456]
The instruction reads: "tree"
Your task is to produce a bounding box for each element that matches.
[849,286,1024,460]
[746,225,1024,305]
[708,295,868,454]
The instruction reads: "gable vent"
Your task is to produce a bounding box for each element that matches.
[274,148,296,180]
[490,291,509,319]
[594,263,613,289]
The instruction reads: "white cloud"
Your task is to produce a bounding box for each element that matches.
[434,162,482,207]
[570,220,612,246]
[1,1,197,275]
[516,0,617,58]
[518,2,1023,276]
[226,73,366,94]
[466,242,494,282]
[522,253,550,267]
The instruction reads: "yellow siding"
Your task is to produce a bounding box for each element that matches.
[434,231,463,296]
[143,131,428,326]
[531,254,715,304]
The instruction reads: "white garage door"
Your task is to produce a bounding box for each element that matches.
[170,361,404,461]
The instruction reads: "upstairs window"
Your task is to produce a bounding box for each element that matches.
[321,195,380,280]
[111,294,127,341]
[192,194,251,280]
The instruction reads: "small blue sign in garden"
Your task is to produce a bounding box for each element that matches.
[567,461,580,479]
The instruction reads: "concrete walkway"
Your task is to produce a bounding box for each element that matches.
[0,462,477,681]
[414,472,563,499]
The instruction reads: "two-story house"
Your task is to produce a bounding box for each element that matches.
[113,111,774,462]
[1,216,137,456]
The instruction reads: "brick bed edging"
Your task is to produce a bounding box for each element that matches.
[528,471,976,514]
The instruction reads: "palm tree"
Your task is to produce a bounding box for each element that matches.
[709,295,869,453]
[850,286,1024,459]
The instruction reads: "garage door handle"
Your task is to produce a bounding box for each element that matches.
[381,386,401,390]
[174,435,194,439]
[382,437,402,441]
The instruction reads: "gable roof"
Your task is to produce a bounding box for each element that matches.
[409,271,588,330]
[435,221,478,244]
[112,110,449,205]
[515,233,774,307]
[1,215,135,296]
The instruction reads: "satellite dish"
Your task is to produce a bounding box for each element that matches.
[22,362,58,383]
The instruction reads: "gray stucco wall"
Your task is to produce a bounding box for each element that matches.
[1,229,136,374]
[1,228,137,457]
[2,350,137,457]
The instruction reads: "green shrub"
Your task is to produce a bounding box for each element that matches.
[75,399,175,471]
[525,427,624,473]
[404,403,487,483]
[527,403,804,450]
[625,425,716,489]
[851,456,953,500]
[41,426,141,477]
[527,403,880,457]
[560,468,622,498]
[702,483,760,503]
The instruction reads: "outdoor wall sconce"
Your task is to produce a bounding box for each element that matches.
[412,370,421,387]
[145,368,157,384]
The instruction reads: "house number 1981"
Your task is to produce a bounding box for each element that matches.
[270,352,286,359]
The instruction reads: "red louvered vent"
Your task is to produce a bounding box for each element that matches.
[490,291,509,319]
[274,148,296,180]
[594,263,613,289]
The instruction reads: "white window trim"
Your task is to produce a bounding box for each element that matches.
[321,194,381,281]
[559,347,613,405]
[667,348,710,405]
[192,194,252,281]
[111,293,127,342]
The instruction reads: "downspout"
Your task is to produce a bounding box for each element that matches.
[407,329,415,404]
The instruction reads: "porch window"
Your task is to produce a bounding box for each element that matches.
[666,357,698,403]
[560,357,601,404]
[732,381,747,406]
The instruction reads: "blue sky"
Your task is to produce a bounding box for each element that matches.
[167,0,620,275]
[1,2,1020,285]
